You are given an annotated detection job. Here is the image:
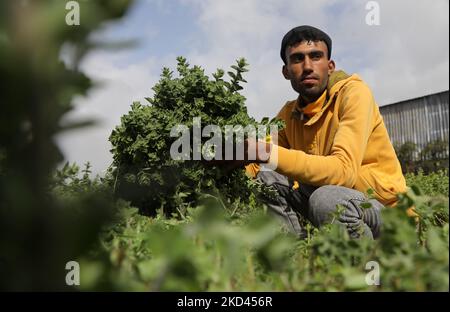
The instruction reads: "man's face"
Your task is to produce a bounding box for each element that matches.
[282,40,335,103]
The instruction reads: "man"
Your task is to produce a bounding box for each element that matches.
[232,25,407,239]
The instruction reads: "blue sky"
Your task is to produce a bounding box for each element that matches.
[93,0,201,64]
[57,0,449,174]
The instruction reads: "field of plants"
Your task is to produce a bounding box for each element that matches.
[50,164,449,291]
[0,0,448,292]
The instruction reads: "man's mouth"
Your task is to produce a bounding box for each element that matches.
[301,76,318,84]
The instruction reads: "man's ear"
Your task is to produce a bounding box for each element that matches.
[282,65,290,80]
[328,60,336,75]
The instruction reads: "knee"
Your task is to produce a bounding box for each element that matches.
[308,186,338,227]
[308,185,365,227]
[256,170,290,197]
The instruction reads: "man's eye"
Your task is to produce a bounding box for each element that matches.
[311,53,322,60]
[293,55,304,62]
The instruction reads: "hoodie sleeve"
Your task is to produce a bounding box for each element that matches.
[268,82,375,188]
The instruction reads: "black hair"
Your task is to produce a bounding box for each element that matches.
[280,25,332,64]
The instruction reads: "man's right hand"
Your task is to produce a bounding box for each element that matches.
[200,138,272,171]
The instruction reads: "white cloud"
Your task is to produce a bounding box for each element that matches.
[185,0,449,108]
[56,50,169,175]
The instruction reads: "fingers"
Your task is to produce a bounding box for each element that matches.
[195,139,272,164]
[245,139,272,163]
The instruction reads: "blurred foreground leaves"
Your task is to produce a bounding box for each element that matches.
[0,0,134,290]
[61,167,447,291]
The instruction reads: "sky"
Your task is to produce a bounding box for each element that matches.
[56,0,449,175]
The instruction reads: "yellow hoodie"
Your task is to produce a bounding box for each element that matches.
[246,70,407,207]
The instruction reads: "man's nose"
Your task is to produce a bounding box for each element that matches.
[303,56,313,71]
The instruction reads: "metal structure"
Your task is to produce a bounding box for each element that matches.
[379,90,449,159]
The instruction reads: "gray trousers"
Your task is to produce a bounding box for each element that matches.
[256,170,383,239]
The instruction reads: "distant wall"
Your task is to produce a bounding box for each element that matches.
[380,90,449,160]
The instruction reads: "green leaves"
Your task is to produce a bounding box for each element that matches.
[226,57,249,92]
[109,57,276,217]
[0,0,135,290]
[50,157,448,291]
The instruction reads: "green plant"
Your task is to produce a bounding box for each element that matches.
[420,139,448,161]
[395,141,417,173]
[109,57,283,217]
[405,169,449,196]
[68,169,448,291]
[0,0,134,290]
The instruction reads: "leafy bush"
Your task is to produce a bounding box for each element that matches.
[405,169,449,196]
[109,57,282,217]
[395,140,449,174]
[395,141,417,173]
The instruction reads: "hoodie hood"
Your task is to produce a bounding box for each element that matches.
[300,70,361,125]
[327,70,351,94]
